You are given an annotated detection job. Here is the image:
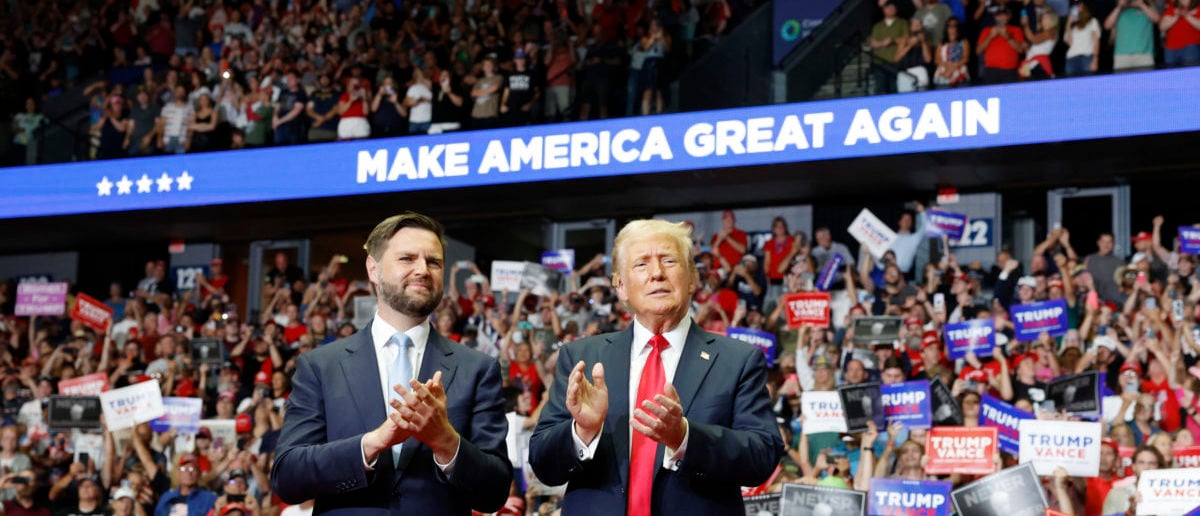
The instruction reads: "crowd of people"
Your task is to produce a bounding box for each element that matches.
[868,0,1200,92]
[0,203,1197,514]
[0,0,759,166]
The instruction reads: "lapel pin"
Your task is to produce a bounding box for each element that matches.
[700,351,711,361]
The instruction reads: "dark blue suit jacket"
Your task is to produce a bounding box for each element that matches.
[528,322,783,515]
[270,325,511,514]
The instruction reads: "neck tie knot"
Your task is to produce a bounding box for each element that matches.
[649,334,669,353]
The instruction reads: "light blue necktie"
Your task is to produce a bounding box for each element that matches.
[387,333,413,467]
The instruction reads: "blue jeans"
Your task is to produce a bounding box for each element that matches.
[1064,55,1093,76]
[273,124,304,146]
[408,121,430,134]
[1165,45,1200,67]
[164,136,185,154]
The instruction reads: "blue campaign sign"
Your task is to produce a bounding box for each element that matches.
[170,265,210,293]
[815,253,843,292]
[881,380,932,429]
[6,68,1200,221]
[867,478,953,516]
[540,250,575,274]
[948,218,993,248]
[944,319,996,361]
[727,327,777,368]
[1180,226,1200,255]
[979,394,1035,455]
[1011,298,1070,341]
[150,397,203,434]
[924,209,968,240]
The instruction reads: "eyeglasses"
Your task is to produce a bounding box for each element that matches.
[179,466,198,472]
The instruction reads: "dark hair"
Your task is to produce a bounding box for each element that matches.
[1133,445,1166,469]
[364,212,445,260]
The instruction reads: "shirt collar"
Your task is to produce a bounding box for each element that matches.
[370,312,430,354]
[631,315,691,353]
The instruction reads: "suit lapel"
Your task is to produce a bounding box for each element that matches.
[603,327,633,491]
[394,330,458,485]
[340,326,386,436]
[654,322,717,472]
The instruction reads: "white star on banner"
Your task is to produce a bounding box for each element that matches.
[136,174,153,193]
[176,171,194,191]
[156,172,173,192]
[96,177,113,196]
[116,175,133,195]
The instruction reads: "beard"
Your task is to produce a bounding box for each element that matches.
[378,276,442,318]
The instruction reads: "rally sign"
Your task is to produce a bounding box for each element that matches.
[926,427,997,475]
[930,378,964,426]
[200,419,237,449]
[881,380,932,429]
[149,397,204,434]
[852,316,903,346]
[1011,299,1070,340]
[978,394,1034,455]
[540,249,575,274]
[839,382,885,433]
[944,319,995,361]
[783,291,831,329]
[1180,226,1200,255]
[744,493,781,516]
[815,253,843,292]
[867,478,953,516]
[780,483,865,516]
[800,391,848,434]
[924,209,968,240]
[1174,445,1200,468]
[489,260,525,292]
[1017,420,1101,477]
[1137,468,1200,516]
[520,262,563,297]
[848,209,898,260]
[47,396,103,430]
[58,372,110,396]
[951,462,1047,516]
[727,327,777,367]
[15,282,68,316]
[1046,371,1100,416]
[99,380,166,431]
[71,292,114,333]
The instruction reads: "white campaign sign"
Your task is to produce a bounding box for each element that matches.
[490,260,525,292]
[801,391,848,434]
[99,381,165,431]
[847,209,898,260]
[1137,468,1200,516]
[1017,419,1101,477]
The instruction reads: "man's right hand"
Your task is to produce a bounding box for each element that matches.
[566,361,607,445]
[362,406,413,465]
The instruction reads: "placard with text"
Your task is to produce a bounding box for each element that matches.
[1017,419,1101,477]
[926,427,997,475]
[867,478,953,516]
[978,394,1034,455]
[800,391,847,434]
[951,463,1047,516]
[881,380,932,429]
[780,483,865,516]
[783,292,831,329]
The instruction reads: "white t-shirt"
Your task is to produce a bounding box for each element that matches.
[1066,18,1101,57]
[405,83,433,124]
[160,103,192,140]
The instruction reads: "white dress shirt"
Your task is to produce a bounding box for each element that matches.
[361,312,457,472]
[572,316,692,470]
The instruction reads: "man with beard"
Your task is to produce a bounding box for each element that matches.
[271,212,510,514]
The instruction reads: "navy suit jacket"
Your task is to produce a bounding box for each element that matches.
[528,322,783,515]
[270,325,511,514]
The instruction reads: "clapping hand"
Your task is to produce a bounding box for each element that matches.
[566,361,608,445]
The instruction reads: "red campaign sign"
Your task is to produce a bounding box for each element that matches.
[1174,445,1200,468]
[70,292,113,334]
[783,292,831,329]
[925,426,997,475]
[58,372,110,396]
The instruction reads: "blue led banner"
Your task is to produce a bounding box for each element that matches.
[4,69,1200,220]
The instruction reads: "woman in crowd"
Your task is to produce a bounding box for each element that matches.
[895,18,933,91]
[1103,445,1165,514]
[93,96,130,160]
[1064,3,1101,75]
[1161,0,1200,66]
[370,75,407,137]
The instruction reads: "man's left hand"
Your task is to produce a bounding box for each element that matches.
[631,382,687,450]
[394,371,460,463]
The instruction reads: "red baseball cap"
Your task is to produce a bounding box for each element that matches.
[235,413,252,434]
[921,331,941,350]
[254,371,270,384]
[1131,231,1152,243]
[905,317,922,327]
[1120,361,1143,376]
[1101,437,1119,452]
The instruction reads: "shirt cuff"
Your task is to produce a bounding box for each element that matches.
[433,440,460,474]
[663,418,689,471]
[571,420,603,461]
[361,435,378,471]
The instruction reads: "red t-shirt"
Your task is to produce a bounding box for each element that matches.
[1085,476,1116,516]
[711,229,748,271]
[762,236,794,280]
[978,25,1025,70]
[1165,6,1200,50]
[284,323,308,344]
[338,91,367,119]
[1143,377,1182,432]
[508,362,543,409]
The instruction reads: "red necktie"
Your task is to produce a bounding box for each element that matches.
[628,334,668,516]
